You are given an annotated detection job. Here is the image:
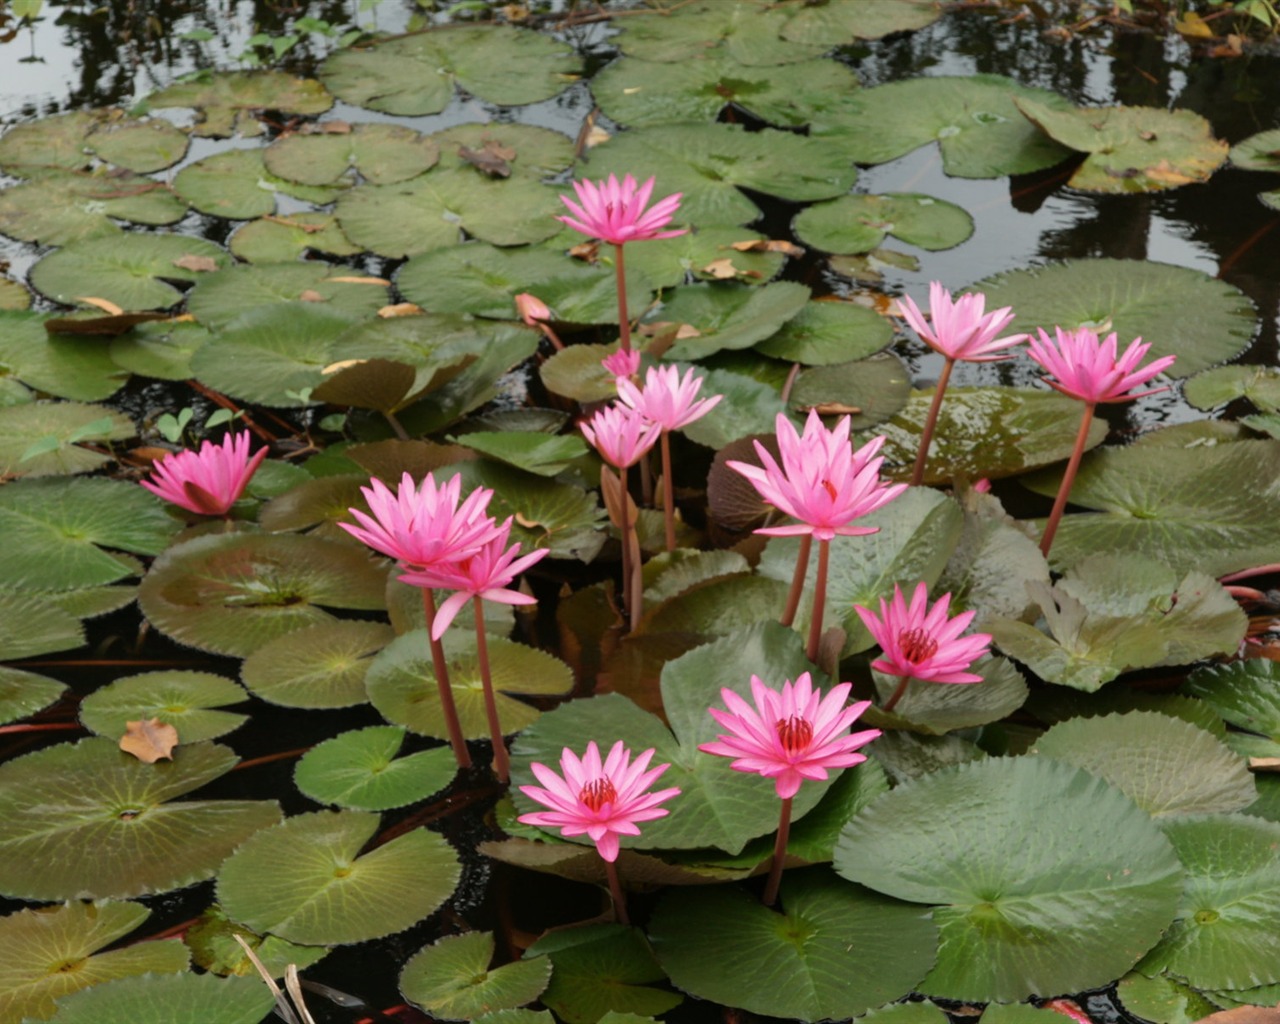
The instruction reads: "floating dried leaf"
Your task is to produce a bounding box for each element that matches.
[172,254,220,273]
[731,239,805,257]
[298,289,326,302]
[78,296,124,316]
[327,275,390,286]
[584,125,611,148]
[120,717,179,763]
[378,302,423,318]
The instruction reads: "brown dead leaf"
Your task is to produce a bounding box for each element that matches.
[730,239,805,258]
[804,402,863,415]
[701,258,741,279]
[675,323,701,340]
[172,254,219,273]
[76,296,124,316]
[514,512,541,529]
[568,242,600,262]
[1248,757,1280,772]
[1139,129,1158,141]
[45,312,169,336]
[120,718,179,763]
[319,120,352,134]
[1208,33,1244,57]
[298,289,326,302]
[327,275,391,286]
[459,143,512,178]
[1138,159,1200,186]
[378,302,423,318]
[503,4,530,22]
[584,125,612,149]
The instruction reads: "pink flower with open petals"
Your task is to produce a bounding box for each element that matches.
[896,281,1026,362]
[140,432,267,517]
[1026,327,1176,404]
[580,402,661,469]
[340,472,502,581]
[616,365,722,432]
[601,349,641,382]
[700,673,880,800]
[727,411,906,541]
[518,741,681,862]
[558,174,686,246]
[855,582,991,686]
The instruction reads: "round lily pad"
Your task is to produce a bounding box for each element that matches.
[1116,971,1220,1024]
[650,870,937,1020]
[779,0,941,42]
[835,757,1184,1001]
[0,400,134,478]
[0,738,282,900]
[0,666,66,726]
[1230,127,1280,172]
[217,809,461,945]
[319,25,579,116]
[654,281,811,361]
[755,300,893,365]
[0,591,85,661]
[675,362,791,448]
[40,972,275,1024]
[613,0,824,65]
[0,169,188,246]
[174,148,348,219]
[868,655,1028,737]
[240,619,391,709]
[265,122,439,185]
[187,263,386,330]
[108,319,209,381]
[78,670,250,743]
[1185,660,1280,745]
[85,117,190,172]
[142,70,333,137]
[294,726,456,811]
[366,629,573,741]
[137,531,388,658]
[432,123,576,179]
[790,352,912,429]
[0,110,102,175]
[228,212,363,264]
[400,931,552,1020]
[793,193,974,255]
[1184,365,1280,412]
[0,311,125,400]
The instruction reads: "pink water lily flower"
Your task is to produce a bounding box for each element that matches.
[601,348,642,382]
[701,672,880,800]
[855,582,992,691]
[140,432,267,517]
[616,364,722,432]
[580,402,662,470]
[1026,327,1176,403]
[519,740,680,862]
[558,174,686,246]
[896,281,1026,362]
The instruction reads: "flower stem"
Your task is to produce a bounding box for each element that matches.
[805,538,830,663]
[538,323,564,351]
[613,242,631,353]
[619,464,634,630]
[1039,402,1095,558]
[762,797,793,907]
[605,857,630,925]
[781,534,812,628]
[472,596,509,783]
[882,675,912,713]
[423,589,471,769]
[912,356,954,487]
[661,430,676,552]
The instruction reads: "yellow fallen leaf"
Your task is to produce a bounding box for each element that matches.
[76,296,124,316]
[701,258,740,279]
[378,302,423,318]
[298,289,326,302]
[120,718,178,763]
[730,239,805,257]
[1174,10,1215,38]
[172,254,219,273]
[322,359,366,375]
[328,275,391,286]
[584,125,612,149]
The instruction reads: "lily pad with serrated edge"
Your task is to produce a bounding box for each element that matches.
[217,809,460,945]
[174,148,348,219]
[401,931,551,1020]
[623,226,787,289]
[866,656,1028,737]
[0,666,66,726]
[40,972,275,1024]
[1116,972,1220,1024]
[593,52,859,129]
[0,401,134,478]
[756,300,893,365]
[811,75,1074,177]
[1184,365,1280,412]
[336,167,561,258]
[258,473,372,538]
[1137,814,1280,989]
[974,258,1256,379]
[1019,438,1280,577]
[0,311,126,400]
[540,344,627,404]
[186,905,330,979]
[240,619,391,709]
[0,738,282,900]
[793,193,974,255]
[655,281,811,361]
[584,123,858,227]
[294,726,456,811]
[366,629,573,741]
[228,212,363,264]
[527,924,681,1024]
[1015,99,1227,193]
[264,122,439,186]
[1184,659,1280,744]
[141,70,332,137]
[432,122,576,179]
[45,584,137,619]
[0,901,189,1024]
[187,263,386,331]
[990,554,1245,692]
[835,756,1183,1001]
[138,531,387,658]
[78,670,250,743]
[790,352,912,430]
[1031,711,1255,817]
[651,869,937,1020]
[85,117,189,172]
[320,25,578,116]
[452,431,588,478]
[0,591,85,660]
[108,319,209,381]
[29,234,230,310]
[614,0,823,65]
[0,169,188,246]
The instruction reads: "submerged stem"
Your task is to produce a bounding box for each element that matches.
[613,242,631,353]
[805,538,830,663]
[1039,401,1096,558]
[661,430,676,552]
[424,589,471,769]
[911,356,954,487]
[780,534,813,628]
[605,857,630,925]
[473,596,509,783]
[619,464,634,631]
[881,675,912,713]
[762,797,793,907]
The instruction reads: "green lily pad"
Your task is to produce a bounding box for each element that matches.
[336,167,561,258]
[228,212,363,264]
[0,311,126,400]
[0,901,189,1023]
[294,726,456,811]
[1184,365,1280,412]
[264,122,439,185]
[174,148,348,219]
[650,870,937,1020]
[0,169,187,245]
[240,619,391,709]
[0,277,31,311]
[217,809,460,945]
[29,234,230,310]
[40,972,275,1024]
[401,931,551,1020]
[319,26,579,116]
[528,924,682,1024]
[453,431,588,477]
[540,344,627,404]
[1031,711,1255,816]
[138,531,388,658]
[867,655,1028,737]
[185,905,330,979]
[989,555,1245,692]
[790,352,913,429]
[85,117,190,172]
[0,666,66,726]
[1116,971,1221,1024]
[756,300,893,365]
[811,75,1073,177]
[834,757,1183,1001]
[1139,814,1280,989]
[45,585,137,619]
[623,226,787,289]
[584,123,858,227]
[1015,99,1228,193]
[432,123,575,179]
[187,263,387,330]
[1230,127,1280,171]
[1018,439,1280,576]
[142,70,333,137]
[794,193,974,255]
[0,110,102,174]
[974,258,1256,379]
[655,281,810,361]
[367,629,573,741]
[108,319,209,381]
[0,401,134,478]
[0,738,282,900]
[678,363,793,448]
[779,0,941,42]
[592,53,859,129]
[0,591,85,660]
[613,1,825,65]
[78,671,250,743]
[1184,660,1280,745]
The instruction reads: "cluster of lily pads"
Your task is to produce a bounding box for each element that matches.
[3,2,1280,1023]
